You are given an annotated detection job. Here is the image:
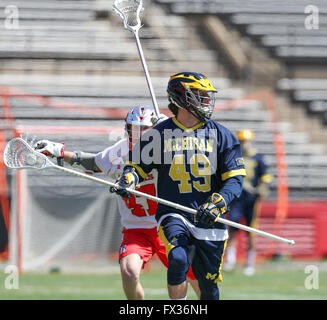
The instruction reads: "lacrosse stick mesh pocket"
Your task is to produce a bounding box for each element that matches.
[114,0,142,28]
[4,138,48,170]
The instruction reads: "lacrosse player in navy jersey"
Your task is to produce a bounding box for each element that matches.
[112,72,247,300]
[34,105,199,300]
[224,129,273,276]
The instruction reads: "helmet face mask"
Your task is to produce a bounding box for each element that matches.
[125,105,155,150]
[185,87,216,122]
[126,124,152,150]
[167,72,217,123]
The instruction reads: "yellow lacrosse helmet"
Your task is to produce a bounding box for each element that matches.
[237,129,255,141]
[167,72,217,123]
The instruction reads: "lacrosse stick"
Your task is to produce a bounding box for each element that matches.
[113,0,160,117]
[4,137,295,246]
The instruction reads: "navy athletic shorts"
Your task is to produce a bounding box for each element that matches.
[228,190,259,230]
[158,215,227,300]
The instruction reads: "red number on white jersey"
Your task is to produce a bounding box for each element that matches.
[122,184,157,216]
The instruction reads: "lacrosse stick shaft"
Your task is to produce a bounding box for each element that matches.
[134,32,160,117]
[113,0,160,117]
[51,164,294,246]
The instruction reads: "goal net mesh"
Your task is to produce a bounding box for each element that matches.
[9,126,126,273]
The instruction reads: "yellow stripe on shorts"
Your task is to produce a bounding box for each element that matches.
[158,226,175,257]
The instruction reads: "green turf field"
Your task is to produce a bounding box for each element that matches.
[0,260,326,300]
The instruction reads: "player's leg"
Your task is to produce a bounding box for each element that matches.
[167,252,200,299]
[120,253,144,299]
[224,228,237,271]
[158,216,193,300]
[118,228,154,300]
[168,277,188,299]
[167,244,190,299]
[224,201,243,271]
[243,199,260,276]
[191,239,227,300]
[157,250,187,299]
[155,232,201,299]
[187,278,201,299]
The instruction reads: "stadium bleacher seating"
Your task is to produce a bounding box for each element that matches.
[277,78,327,125]
[0,0,222,75]
[157,0,327,61]
[153,0,327,199]
[155,1,327,100]
[1,0,327,201]
[1,0,327,270]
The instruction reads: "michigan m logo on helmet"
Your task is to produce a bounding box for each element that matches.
[167,72,217,123]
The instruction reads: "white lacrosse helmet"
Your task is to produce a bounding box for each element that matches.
[125,105,155,149]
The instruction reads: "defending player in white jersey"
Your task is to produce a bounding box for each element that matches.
[34,105,199,300]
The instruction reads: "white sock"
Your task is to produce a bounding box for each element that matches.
[246,250,256,267]
[226,247,236,265]
[170,296,187,300]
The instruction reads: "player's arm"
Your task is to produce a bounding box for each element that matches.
[110,153,153,199]
[256,155,273,199]
[111,128,158,198]
[109,165,140,198]
[34,139,101,173]
[197,176,244,225]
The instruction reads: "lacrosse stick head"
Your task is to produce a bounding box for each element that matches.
[3,137,53,170]
[113,0,143,33]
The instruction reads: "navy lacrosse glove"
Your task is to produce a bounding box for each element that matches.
[109,167,139,199]
[197,193,227,225]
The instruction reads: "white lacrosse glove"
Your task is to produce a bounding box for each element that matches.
[151,113,169,126]
[34,140,65,158]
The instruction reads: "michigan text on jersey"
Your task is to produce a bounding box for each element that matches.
[164,137,214,152]
[128,128,220,167]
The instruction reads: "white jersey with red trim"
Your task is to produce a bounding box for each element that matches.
[94,138,158,229]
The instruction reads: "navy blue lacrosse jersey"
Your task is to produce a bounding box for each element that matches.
[228,148,272,230]
[242,148,272,191]
[126,117,246,232]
